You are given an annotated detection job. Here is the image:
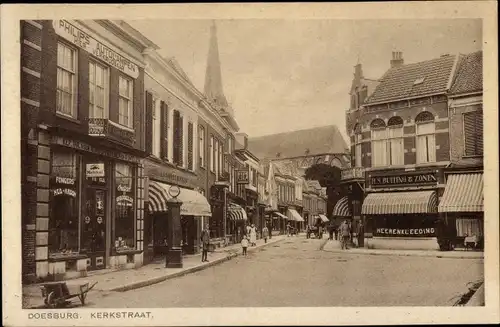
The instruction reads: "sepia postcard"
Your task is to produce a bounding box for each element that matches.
[1,2,499,326]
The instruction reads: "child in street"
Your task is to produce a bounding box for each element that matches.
[241,236,249,256]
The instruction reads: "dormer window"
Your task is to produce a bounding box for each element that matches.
[413,77,425,85]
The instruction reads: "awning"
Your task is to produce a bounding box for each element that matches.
[288,209,305,222]
[148,181,212,216]
[227,203,248,221]
[318,214,329,222]
[362,191,437,215]
[332,196,351,217]
[438,173,483,212]
[273,212,288,220]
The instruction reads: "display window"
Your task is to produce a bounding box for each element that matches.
[114,162,136,251]
[49,150,80,257]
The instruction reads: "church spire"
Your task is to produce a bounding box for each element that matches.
[204,20,231,112]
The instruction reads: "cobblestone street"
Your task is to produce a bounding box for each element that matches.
[87,236,483,307]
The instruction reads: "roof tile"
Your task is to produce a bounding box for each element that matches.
[450,51,483,95]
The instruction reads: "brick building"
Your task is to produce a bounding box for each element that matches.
[343,51,483,250]
[21,20,157,282]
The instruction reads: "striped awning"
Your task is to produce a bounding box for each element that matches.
[362,191,437,215]
[227,203,248,221]
[318,214,329,222]
[288,209,305,222]
[273,212,288,220]
[438,173,483,212]
[148,181,212,216]
[332,196,351,217]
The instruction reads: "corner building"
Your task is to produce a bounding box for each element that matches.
[21,20,157,282]
[345,52,459,250]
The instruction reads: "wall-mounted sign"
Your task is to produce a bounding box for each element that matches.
[52,20,139,79]
[54,176,75,185]
[144,161,197,188]
[117,184,131,193]
[374,227,436,237]
[86,163,105,178]
[369,172,438,188]
[97,216,103,224]
[116,195,134,206]
[52,188,77,197]
[236,169,249,184]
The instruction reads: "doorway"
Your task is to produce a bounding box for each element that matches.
[81,188,107,270]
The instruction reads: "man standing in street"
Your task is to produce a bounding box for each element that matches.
[201,224,210,262]
[357,221,365,248]
[339,220,351,250]
[262,224,269,243]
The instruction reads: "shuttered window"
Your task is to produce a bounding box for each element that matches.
[160,101,169,160]
[173,110,181,166]
[464,110,483,156]
[187,122,194,171]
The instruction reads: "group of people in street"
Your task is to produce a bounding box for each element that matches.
[326,220,365,250]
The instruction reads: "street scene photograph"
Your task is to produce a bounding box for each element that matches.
[13,13,488,312]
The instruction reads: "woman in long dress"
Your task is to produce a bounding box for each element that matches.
[250,224,257,246]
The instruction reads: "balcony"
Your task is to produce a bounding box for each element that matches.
[341,167,366,181]
[88,118,135,147]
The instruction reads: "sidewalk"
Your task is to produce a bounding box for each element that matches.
[23,235,286,309]
[322,239,484,259]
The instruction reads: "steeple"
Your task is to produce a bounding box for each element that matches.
[204,21,231,113]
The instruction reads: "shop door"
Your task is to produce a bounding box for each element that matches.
[82,188,107,270]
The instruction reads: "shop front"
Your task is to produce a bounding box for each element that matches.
[362,169,443,250]
[144,161,211,261]
[287,207,305,232]
[227,203,248,244]
[438,172,484,250]
[46,135,145,280]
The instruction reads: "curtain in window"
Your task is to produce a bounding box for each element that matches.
[115,162,135,251]
[388,127,404,165]
[371,129,387,167]
[456,218,483,237]
[416,122,436,163]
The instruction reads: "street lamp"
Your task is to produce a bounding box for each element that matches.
[165,185,183,268]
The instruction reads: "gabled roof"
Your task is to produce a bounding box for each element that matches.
[165,57,196,88]
[450,51,483,95]
[366,54,458,104]
[248,125,348,160]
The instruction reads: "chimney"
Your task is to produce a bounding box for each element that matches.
[390,51,404,68]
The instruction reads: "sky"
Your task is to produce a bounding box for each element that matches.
[128,19,482,142]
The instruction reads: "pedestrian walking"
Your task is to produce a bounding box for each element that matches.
[306,225,310,239]
[246,223,251,237]
[262,225,269,243]
[250,224,257,246]
[328,224,334,240]
[200,224,210,262]
[339,220,351,250]
[357,221,365,248]
[286,222,291,237]
[241,236,249,256]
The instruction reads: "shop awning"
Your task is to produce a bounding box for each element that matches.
[318,214,329,222]
[438,173,483,212]
[227,203,248,221]
[332,196,351,217]
[361,191,437,215]
[288,209,305,222]
[148,181,212,216]
[273,212,288,220]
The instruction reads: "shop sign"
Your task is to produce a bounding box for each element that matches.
[51,136,141,163]
[236,169,249,184]
[116,195,133,206]
[52,188,77,197]
[86,163,105,178]
[144,161,197,188]
[374,228,436,237]
[117,184,131,193]
[52,20,139,79]
[369,172,437,188]
[54,176,75,185]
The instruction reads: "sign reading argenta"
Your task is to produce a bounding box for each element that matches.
[374,227,436,237]
[369,172,437,188]
[52,20,139,79]
[236,169,249,184]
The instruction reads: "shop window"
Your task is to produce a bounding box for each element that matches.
[387,116,404,166]
[56,42,78,118]
[456,217,484,237]
[371,119,387,167]
[199,125,205,167]
[415,112,436,164]
[89,61,109,119]
[114,162,135,251]
[118,75,134,128]
[49,151,79,257]
[463,110,483,156]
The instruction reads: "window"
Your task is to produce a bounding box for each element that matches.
[118,76,133,128]
[210,135,215,172]
[115,162,135,251]
[187,122,194,171]
[215,139,219,177]
[56,42,77,118]
[353,124,362,167]
[415,112,436,164]
[199,126,205,167]
[228,137,233,154]
[219,143,224,175]
[172,110,183,166]
[49,151,79,256]
[387,116,404,166]
[152,97,161,157]
[463,110,483,156]
[371,119,387,167]
[89,61,109,119]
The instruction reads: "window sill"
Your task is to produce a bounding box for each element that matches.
[48,253,87,262]
[108,119,135,133]
[56,112,80,124]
